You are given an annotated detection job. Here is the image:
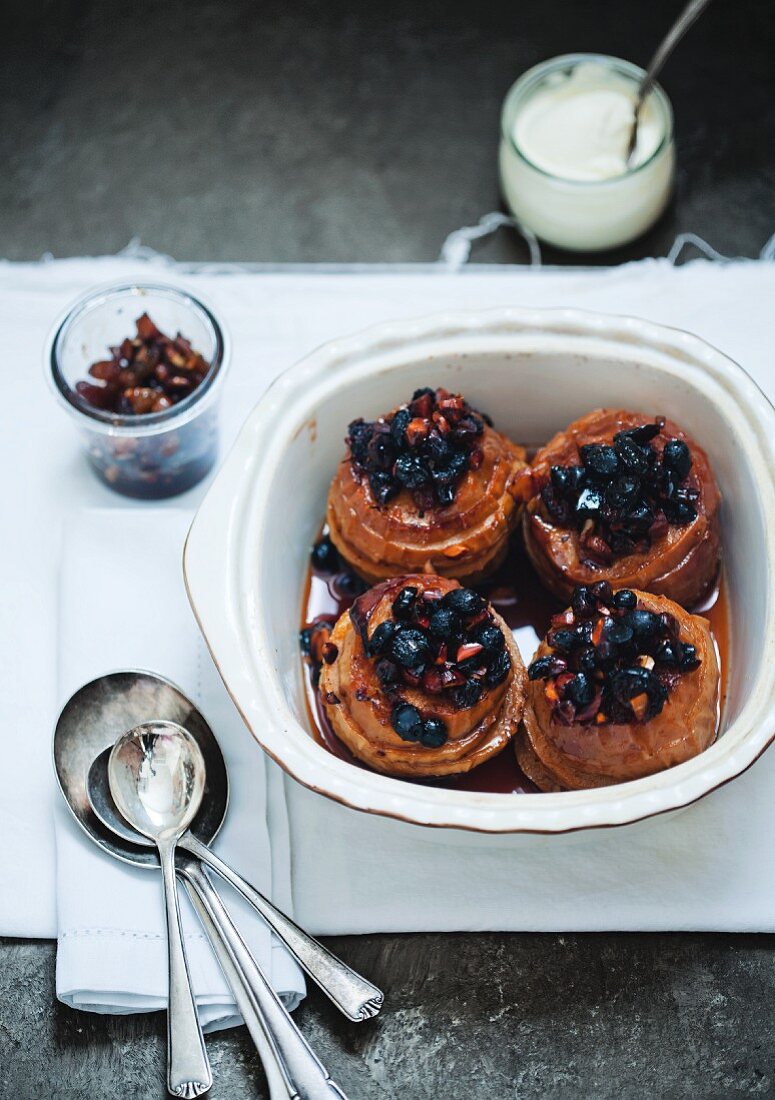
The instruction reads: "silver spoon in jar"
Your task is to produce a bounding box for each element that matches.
[109,722,212,1099]
[626,0,714,165]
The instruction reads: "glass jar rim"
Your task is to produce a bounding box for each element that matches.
[47,281,228,435]
[500,53,675,186]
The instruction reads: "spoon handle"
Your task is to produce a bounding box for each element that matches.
[637,0,713,109]
[158,839,213,1098]
[179,864,292,1100]
[183,834,383,1022]
[179,855,350,1100]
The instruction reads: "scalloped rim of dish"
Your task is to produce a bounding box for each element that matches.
[184,307,775,834]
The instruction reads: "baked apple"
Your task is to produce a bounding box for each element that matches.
[317,574,527,778]
[518,409,721,606]
[326,387,527,584]
[516,582,720,791]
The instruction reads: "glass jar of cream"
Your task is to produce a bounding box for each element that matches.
[499,54,675,252]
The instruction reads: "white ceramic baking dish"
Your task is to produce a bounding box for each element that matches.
[184,308,775,834]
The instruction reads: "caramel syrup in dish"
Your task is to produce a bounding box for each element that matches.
[301,533,730,795]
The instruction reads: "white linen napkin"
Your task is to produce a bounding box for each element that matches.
[56,508,304,1030]
[3,252,775,942]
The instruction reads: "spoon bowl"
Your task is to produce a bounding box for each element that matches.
[109,721,207,843]
[53,670,228,867]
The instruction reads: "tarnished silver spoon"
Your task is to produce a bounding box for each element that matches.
[626,0,714,165]
[109,722,212,1099]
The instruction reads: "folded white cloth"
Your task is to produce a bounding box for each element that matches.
[56,509,304,1029]
[3,253,775,944]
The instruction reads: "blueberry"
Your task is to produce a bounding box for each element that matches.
[662,498,697,525]
[624,609,661,643]
[486,648,511,686]
[608,666,652,701]
[602,619,633,647]
[337,571,366,596]
[441,588,485,618]
[434,483,456,508]
[549,628,579,652]
[432,451,468,485]
[369,620,397,656]
[452,679,483,709]
[428,607,462,640]
[663,439,692,481]
[389,626,432,669]
[655,640,679,666]
[310,535,340,573]
[299,628,312,655]
[576,646,597,674]
[590,580,614,606]
[390,408,411,448]
[605,475,639,509]
[391,702,423,741]
[550,465,572,493]
[613,589,637,610]
[474,623,505,655]
[394,453,430,489]
[528,655,567,680]
[575,486,604,518]
[392,586,418,621]
[347,419,372,465]
[626,501,654,531]
[541,484,571,526]
[614,433,649,474]
[565,672,595,707]
[679,643,700,671]
[580,444,619,477]
[571,586,595,617]
[420,716,448,748]
[369,470,400,505]
[424,434,452,463]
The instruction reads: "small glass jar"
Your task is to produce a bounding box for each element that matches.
[499,54,675,252]
[48,283,228,499]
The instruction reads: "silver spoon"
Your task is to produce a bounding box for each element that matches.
[53,674,368,1098]
[109,719,349,1100]
[109,722,212,1099]
[88,750,382,1023]
[626,0,714,165]
[53,671,291,1096]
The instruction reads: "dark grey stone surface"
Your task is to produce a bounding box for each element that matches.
[2,1,775,1097]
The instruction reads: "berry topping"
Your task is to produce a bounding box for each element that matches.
[527,586,701,727]
[388,626,433,670]
[391,703,423,741]
[368,620,398,656]
[392,586,420,620]
[350,580,512,730]
[441,587,485,617]
[420,717,448,748]
[299,616,337,686]
[310,535,340,573]
[346,387,489,511]
[539,418,700,565]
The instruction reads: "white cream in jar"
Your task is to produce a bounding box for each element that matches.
[499,55,675,251]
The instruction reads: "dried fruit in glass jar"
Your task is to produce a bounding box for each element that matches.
[75,313,211,415]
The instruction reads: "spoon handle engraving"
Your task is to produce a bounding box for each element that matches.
[159,838,213,1098]
[180,855,349,1100]
[183,834,383,1023]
